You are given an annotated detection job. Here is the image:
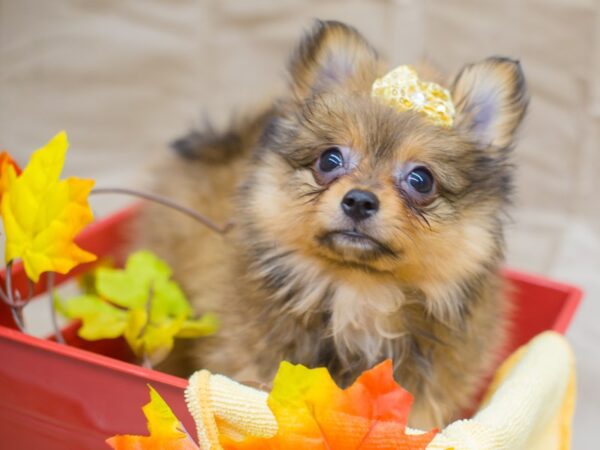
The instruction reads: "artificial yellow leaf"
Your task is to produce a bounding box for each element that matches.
[144,386,186,438]
[0,151,21,202]
[124,308,187,365]
[123,308,148,357]
[175,313,220,338]
[1,131,96,282]
[143,317,187,362]
[107,385,199,450]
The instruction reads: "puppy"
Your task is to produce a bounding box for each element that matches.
[137,20,528,429]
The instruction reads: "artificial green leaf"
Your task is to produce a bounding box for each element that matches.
[96,250,173,309]
[126,250,172,284]
[150,279,192,321]
[78,267,99,295]
[55,294,127,340]
[96,268,148,309]
[57,250,219,365]
[76,257,115,296]
[176,313,220,338]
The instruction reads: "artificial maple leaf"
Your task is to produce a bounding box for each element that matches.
[55,294,128,340]
[221,360,437,450]
[0,131,96,282]
[56,250,219,364]
[95,250,177,312]
[97,250,219,364]
[0,151,22,202]
[107,385,200,450]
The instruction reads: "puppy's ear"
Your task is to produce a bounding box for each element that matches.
[452,57,528,149]
[288,20,381,99]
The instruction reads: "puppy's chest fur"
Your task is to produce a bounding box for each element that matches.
[236,246,469,390]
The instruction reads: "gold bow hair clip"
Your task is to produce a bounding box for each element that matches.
[371,65,455,128]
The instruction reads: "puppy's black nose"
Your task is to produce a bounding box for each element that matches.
[341,189,379,221]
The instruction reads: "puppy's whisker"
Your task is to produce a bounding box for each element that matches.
[298,184,327,204]
[416,210,432,230]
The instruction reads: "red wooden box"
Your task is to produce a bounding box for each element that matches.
[0,206,583,449]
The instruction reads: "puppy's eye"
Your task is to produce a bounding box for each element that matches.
[407,167,434,194]
[313,146,349,185]
[319,147,344,172]
[398,165,437,206]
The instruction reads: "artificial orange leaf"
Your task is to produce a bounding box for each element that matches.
[0,151,21,202]
[221,360,437,450]
[107,385,199,450]
[0,131,96,282]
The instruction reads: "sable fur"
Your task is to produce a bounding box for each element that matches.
[137,20,528,429]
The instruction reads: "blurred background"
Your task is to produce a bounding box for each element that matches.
[1,0,598,446]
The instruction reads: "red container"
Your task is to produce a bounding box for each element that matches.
[0,206,583,449]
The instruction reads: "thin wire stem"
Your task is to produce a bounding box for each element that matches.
[9,306,24,331]
[139,284,154,339]
[47,273,65,344]
[5,262,14,302]
[0,276,27,308]
[0,282,12,306]
[141,354,153,370]
[91,187,233,235]
[4,262,26,332]
[138,284,154,369]
[14,290,27,332]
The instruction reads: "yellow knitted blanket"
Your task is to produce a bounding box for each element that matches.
[185,331,575,450]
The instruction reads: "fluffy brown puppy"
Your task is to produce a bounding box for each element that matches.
[137,20,528,429]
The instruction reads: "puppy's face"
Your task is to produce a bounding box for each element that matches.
[243,21,528,287]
